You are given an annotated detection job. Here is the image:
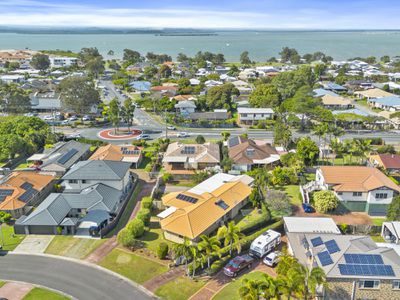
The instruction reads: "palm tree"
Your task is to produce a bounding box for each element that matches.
[329,139,344,165]
[172,237,192,276]
[238,278,264,300]
[303,267,327,300]
[280,268,305,300]
[189,245,200,278]
[198,235,221,269]
[354,139,372,164]
[261,274,283,300]
[217,221,244,255]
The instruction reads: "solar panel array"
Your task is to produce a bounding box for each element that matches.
[311,237,323,247]
[344,254,384,265]
[20,182,33,190]
[176,193,198,204]
[339,264,395,277]
[325,239,340,254]
[215,199,229,210]
[317,251,334,266]
[181,147,195,155]
[227,137,240,148]
[0,189,13,202]
[19,188,38,203]
[122,150,140,155]
[58,148,78,165]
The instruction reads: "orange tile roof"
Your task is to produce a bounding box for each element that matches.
[89,145,142,162]
[160,180,252,239]
[319,166,400,192]
[0,171,54,211]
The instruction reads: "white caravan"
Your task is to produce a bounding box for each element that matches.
[249,229,281,258]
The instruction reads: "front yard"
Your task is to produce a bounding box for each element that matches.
[45,236,106,259]
[155,276,206,300]
[137,222,174,253]
[99,248,168,284]
[1,224,25,251]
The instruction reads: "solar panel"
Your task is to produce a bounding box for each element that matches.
[344,254,384,265]
[176,193,198,204]
[215,200,229,210]
[58,148,78,164]
[325,239,340,254]
[181,147,195,155]
[339,264,395,277]
[317,251,333,266]
[21,182,33,190]
[228,137,239,148]
[311,237,323,247]
[18,188,38,203]
[0,189,13,196]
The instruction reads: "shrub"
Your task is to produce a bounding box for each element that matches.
[208,255,231,275]
[144,163,153,172]
[195,135,206,144]
[127,218,145,238]
[141,197,153,210]
[340,223,348,234]
[157,242,169,259]
[313,190,339,213]
[137,208,151,225]
[0,211,12,223]
[117,228,136,247]
[162,172,173,183]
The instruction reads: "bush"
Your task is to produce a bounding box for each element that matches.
[340,223,348,234]
[162,172,173,183]
[127,218,145,238]
[137,208,151,225]
[157,242,169,259]
[141,197,153,210]
[313,190,339,213]
[117,228,136,247]
[144,163,153,172]
[208,255,231,275]
[0,211,12,223]
[195,135,206,144]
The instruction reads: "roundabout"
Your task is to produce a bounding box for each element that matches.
[98,128,143,140]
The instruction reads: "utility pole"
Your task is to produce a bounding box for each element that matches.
[165,108,168,139]
[0,221,3,249]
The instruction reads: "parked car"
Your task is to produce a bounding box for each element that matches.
[61,120,70,125]
[167,125,176,130]
[223,255,254,277]
[43,115,54,121]
[65,133,82,140]
[263,251,281,267]
[24,112,37,117]
[135,134,151,140]
[177,132,189,138]
[82,115,93,121]
[302,202,314,213]
[68,115,78,122]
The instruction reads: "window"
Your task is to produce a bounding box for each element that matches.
[69,179,78,184]
[393,280,400,290]
[337,192,343,195]
[353,192,362,197]
[376,193,388,199]
[82,180,87,184]
[359,280,380,289]
[241,113,247,117]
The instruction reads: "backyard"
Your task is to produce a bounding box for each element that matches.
[45,236,106,259]
[155,276,205,300]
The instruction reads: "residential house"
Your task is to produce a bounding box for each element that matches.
[315,166,400,215]
[227,136,280,172]
[285,218,400,300]
[354,88,394,100]
[0,172,54,218]
[62,160,132,192]
[49,57,78,68]
[237,107,274,125]
[367,96,400,112]
[30,91,61,111]
[162,142,220,177]
[89,144,143,168]
[158,173,254,243]
[189,111,229,122]
[171,95,197,102]
[313,88,339,98]
[26,141,91,176]
[129,81,151,92]
[321,94,353,110]
[151,85,178,96]
[15,183,125,235]
[174,100,196,115]
[369,153,400,175]
[0,75,25,84]
[321,82,347,92]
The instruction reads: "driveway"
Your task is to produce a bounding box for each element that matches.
[0,282,33,300]
[13,235,53,254]
[0,253,154,300]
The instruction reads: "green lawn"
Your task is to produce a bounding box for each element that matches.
[137,225,174,253]
[371,218,386,226]
[236,208,266,230]
[99,248,168,284]
[23,287,70,300]
[45,236,106,259]
[15,162,31,169]
[1,224,25,251]
[371,235,386,243]
[213,271,266,300]
[283,185,302,205]
[0,281,5,288]
[155,276,205,300]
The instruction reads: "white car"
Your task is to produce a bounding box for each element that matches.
[68,116,78,121]
[177,132,189,138]
[135,134,151,140]
[43,115,54,120]
[263,251,280,267]
[167,126,176,130]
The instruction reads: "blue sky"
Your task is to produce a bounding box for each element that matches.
[1,0,400,29]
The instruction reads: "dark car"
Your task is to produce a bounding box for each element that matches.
[302,202,314,213]
[223,255,254,277]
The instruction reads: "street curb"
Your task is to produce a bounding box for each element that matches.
[0,280,77,300]
[7,252,159,299]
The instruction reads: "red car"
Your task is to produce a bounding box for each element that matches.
[223,255,254,277]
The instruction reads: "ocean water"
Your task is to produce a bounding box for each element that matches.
[1,30,400,61]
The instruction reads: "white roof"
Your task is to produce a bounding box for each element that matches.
[238,107,274,114]
[157,206,177,219]
[283,217,341,234]
[383,221,400,240]
[251,229,281,248]
[27,153,47,161]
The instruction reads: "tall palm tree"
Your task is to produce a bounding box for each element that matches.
[329,139,344,165]
[238,278,264,300]
[261,274,283,300]
[354,139,372,165]
[217,221,244,255]
[198,235,221,269]
[189,245,200,278]
[280,268,305,300]
[172,237,192,276]
[303,267,327,300]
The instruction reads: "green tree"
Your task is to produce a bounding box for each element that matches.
[58,77,100,114]
[238,278,264,300]
[173,237,192,276]
[127,218,145,238]
[157,242,169,259]
[195,135,206,144]
[86,56,104,78]
[198,235,221,269]
[79,47,102,63]
[273,118,292,148]
[0,85,31,114]
[279,47,299,63]
[249,84,281,108]
[123,49,142,64]
[159,65,172,78]
[221,131,231,141]
[271,167,298,186]
[387,196,400,221]
[354,139,372,164]
[240,51,252,65]
[265,190,292,217]
[313,190,339,213]
[30,53,50,71]
[108,98,120,133]
[381,55,391,63]
[296,137,319,166]
[120,98,135,131]
[206,83,239,111]
[217,221,244,255]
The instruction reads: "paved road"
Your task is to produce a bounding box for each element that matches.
[0,253,153,300]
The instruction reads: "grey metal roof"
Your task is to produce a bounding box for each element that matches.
[17,184,122,226]
[62,160,131,181]
[40,141,90,170]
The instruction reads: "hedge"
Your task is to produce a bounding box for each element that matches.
[239,206,271,235]
[157,242,169,259]
[141,197,153,210]
[207,255,231,276]
[137,208,151,226]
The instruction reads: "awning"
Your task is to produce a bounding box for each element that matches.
[78,210,110,228]
[163,156,188,163]
[157,206,177,219]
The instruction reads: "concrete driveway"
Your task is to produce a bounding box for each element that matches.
[0,282,34,300]
[13,235,54,254]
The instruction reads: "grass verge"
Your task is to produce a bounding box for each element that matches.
[1,224,25,251]
[23,287,70,300]
[155,276,205,300]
